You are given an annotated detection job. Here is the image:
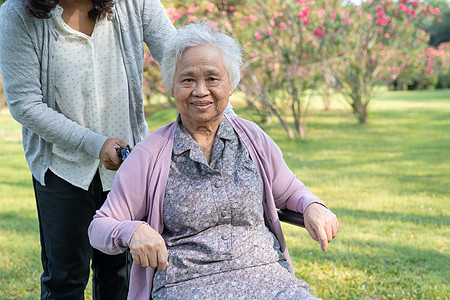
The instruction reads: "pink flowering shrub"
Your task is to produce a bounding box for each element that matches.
[325,0,440,123]
[435,42,450,88]
[236,0,342,139]
[141,0,444,130]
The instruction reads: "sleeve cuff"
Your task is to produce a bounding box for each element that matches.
[300,197,328,214]
[113,221,147,251]
[83,130,108,158]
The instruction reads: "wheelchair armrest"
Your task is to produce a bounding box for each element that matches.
[277,209,305,228]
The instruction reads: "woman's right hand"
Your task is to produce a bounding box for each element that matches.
[129,223,169,272]
[99,138,128,171]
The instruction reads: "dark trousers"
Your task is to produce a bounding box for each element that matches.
[33,170,129,300]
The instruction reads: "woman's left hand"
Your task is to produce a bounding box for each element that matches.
[304,203,339,252]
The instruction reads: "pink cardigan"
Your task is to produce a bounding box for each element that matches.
[88,115,326,299]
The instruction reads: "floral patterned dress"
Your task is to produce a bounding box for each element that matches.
[152,117,319,300]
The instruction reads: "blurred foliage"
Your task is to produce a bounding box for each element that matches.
[421,0,450,46]
[152,0,444,131]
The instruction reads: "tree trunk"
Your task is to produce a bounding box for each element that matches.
[323,88,332,111]
[299,122,307,140]
[349,93,369,124]
[356,104,368,124]
[0,91,5,111]
[269,104,295,140]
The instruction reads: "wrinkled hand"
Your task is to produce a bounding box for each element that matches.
[129,223,168,272]
[304,203,339,252]
[99,138,128,171]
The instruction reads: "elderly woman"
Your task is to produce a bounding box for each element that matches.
[89,22,339,299]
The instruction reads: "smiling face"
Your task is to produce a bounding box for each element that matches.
[171,44,234,131]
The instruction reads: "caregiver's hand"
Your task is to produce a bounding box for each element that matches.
[100,138,128,171]
[129,223,168,271]
[304,203,339,252]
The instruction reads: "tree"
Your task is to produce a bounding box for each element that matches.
[435,42,450,88]
[144,0,444,135]
[329,0,440,123]
[421,0,450,47]
[239,0,316,139]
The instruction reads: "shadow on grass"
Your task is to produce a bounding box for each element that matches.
[0,210,38,234]
[332,208,449,227]
[0,180,32,187]
[289,239,449,285]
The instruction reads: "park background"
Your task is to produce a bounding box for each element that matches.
[0,0,449,298]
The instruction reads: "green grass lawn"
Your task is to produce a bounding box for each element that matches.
[1,89,449,299]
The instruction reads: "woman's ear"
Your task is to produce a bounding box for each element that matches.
[228,85,234,97]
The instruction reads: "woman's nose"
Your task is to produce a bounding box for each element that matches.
[192,81,210,97]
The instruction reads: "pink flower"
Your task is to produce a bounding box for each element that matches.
[166,6,176,16]
[385,32,391,38]
[280,22,287,30]
[376,18,388,26]
[431,7,440,15]
[205,2,215,13]
[330,12,336,19]
[297,7,310,19]
[376,6,384,12]
[254,32,262,40]
[318,9,325,19]
[249,15,258,21]
[376,11,385,19]
[172,12,182,20]
[345,18,351,25]
[313,27,325,37]
[185,3,199,16]
[412,1,419,7]
[399,3,408,12]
